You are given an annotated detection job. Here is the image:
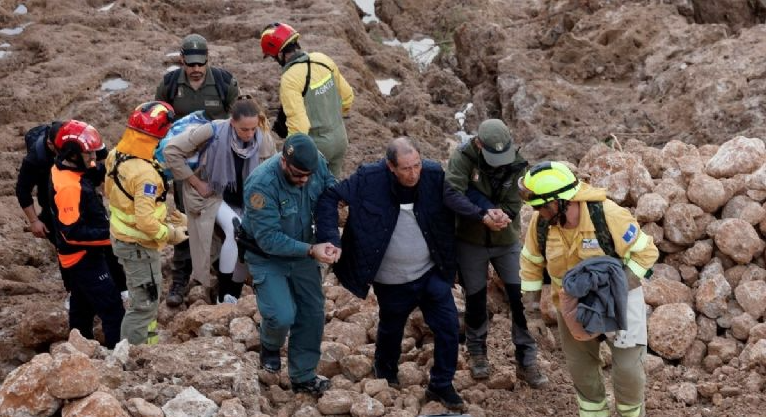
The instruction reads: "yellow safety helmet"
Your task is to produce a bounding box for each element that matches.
[518,161,579,207]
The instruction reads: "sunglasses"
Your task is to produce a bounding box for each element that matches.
[237,94,253,101]
[184,61,207,68]
[286,163,312,179]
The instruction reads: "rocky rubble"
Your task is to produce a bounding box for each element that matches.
[0,0,765,416]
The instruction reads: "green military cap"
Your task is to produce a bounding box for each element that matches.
[478,119,516,167]
[181,34,208,64]
[283,133,319,172]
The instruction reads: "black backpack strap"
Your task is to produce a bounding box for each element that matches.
[587,201,618,258]
[162,69,181,104]
[109,152,169,203]
[211,67,234,112]
[535,215,552,285]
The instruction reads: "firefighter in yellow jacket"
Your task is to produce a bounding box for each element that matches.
[260,22,354,177]
[105,101,189,345]
[518,161,658,417]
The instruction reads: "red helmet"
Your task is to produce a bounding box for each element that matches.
[127,101,175,138]
[260,22,299,58]
[54,120,104,154]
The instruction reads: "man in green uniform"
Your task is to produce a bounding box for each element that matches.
[446,119,547,387]
[155,33,240,306]
[240,133,338,395]
[260,23,354,178]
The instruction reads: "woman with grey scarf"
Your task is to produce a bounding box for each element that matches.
[163,96,276,304]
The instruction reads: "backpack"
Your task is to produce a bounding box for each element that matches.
[154,110,212,177]
[162,67,234,113]
[536,201,618,266]
[272,59,333,138]
[24,124,49,154]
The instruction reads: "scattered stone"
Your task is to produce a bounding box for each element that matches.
[0,353,60,416]
[162,386,218,417]
[62,391,129,417]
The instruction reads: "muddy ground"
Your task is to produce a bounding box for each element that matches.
[0,0,765,416]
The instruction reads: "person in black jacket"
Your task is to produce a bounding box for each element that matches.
[16,122,72,289]
[16,122,125,299]
[316,137,481,411]
[50,121,125,348]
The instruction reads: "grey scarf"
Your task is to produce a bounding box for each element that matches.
[203,119,262,195]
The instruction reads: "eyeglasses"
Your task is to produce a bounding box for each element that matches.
[286,163,312,179]
[237,94,253,101]
[184,61,207,68]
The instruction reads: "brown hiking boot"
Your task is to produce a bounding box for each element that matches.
[468,354,490,379]
[517,364,548,388]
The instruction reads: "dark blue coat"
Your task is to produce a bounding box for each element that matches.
[316,159,461,299]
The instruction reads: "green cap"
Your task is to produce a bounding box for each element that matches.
[478,119,516,167]
[181,34,208,64]
[283,133,319,172]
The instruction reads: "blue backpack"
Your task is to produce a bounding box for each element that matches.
[154,110,212,177]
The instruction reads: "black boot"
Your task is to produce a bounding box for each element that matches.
[217,272,234,304]
[229,280,244,298]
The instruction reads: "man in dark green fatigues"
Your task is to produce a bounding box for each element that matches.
[155,33,240,307]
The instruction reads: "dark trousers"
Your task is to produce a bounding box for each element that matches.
[373,268,459,388]
[67,250,125,348]
[171,181,192,286]
[42,214,72,291]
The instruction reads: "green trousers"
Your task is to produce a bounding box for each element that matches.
[112,239,161,345]
[557,313,646,417]
[247,257,325,383]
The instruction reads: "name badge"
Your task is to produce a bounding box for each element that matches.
[582,238,600,249]
[204,100,220,107]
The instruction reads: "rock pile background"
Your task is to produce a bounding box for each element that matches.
[0,0,764,416]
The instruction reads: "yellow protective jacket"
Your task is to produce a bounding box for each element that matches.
[520,183,658,305]
[105,129,171,250]
[281,51,354,135]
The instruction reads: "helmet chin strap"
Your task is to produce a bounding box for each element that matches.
[558,199,569,226]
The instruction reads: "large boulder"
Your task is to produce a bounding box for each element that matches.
[705,136,766,178]
[648,303,697,360]
[713,218,765,264]
[0,353,60,417]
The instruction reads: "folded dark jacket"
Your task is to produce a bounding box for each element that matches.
[562,256,627,334]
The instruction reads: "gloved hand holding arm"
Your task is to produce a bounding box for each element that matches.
[167,224,189,245]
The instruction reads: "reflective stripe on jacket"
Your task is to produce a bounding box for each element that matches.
[520,183,659,304]
[105,149,169,249]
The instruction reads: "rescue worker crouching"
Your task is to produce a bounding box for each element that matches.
[518,161,659,417]
[105,101,189,345]
[49,121,125,348]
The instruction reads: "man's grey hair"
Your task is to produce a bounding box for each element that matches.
[385,137,420,166]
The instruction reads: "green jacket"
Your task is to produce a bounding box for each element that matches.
[445,141,527,247]
[155,67,238,120]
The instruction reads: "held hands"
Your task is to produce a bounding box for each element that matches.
[482,208,511,232]
[309,242,342,264]
[167,224,189,245]
[29,219,49,238]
